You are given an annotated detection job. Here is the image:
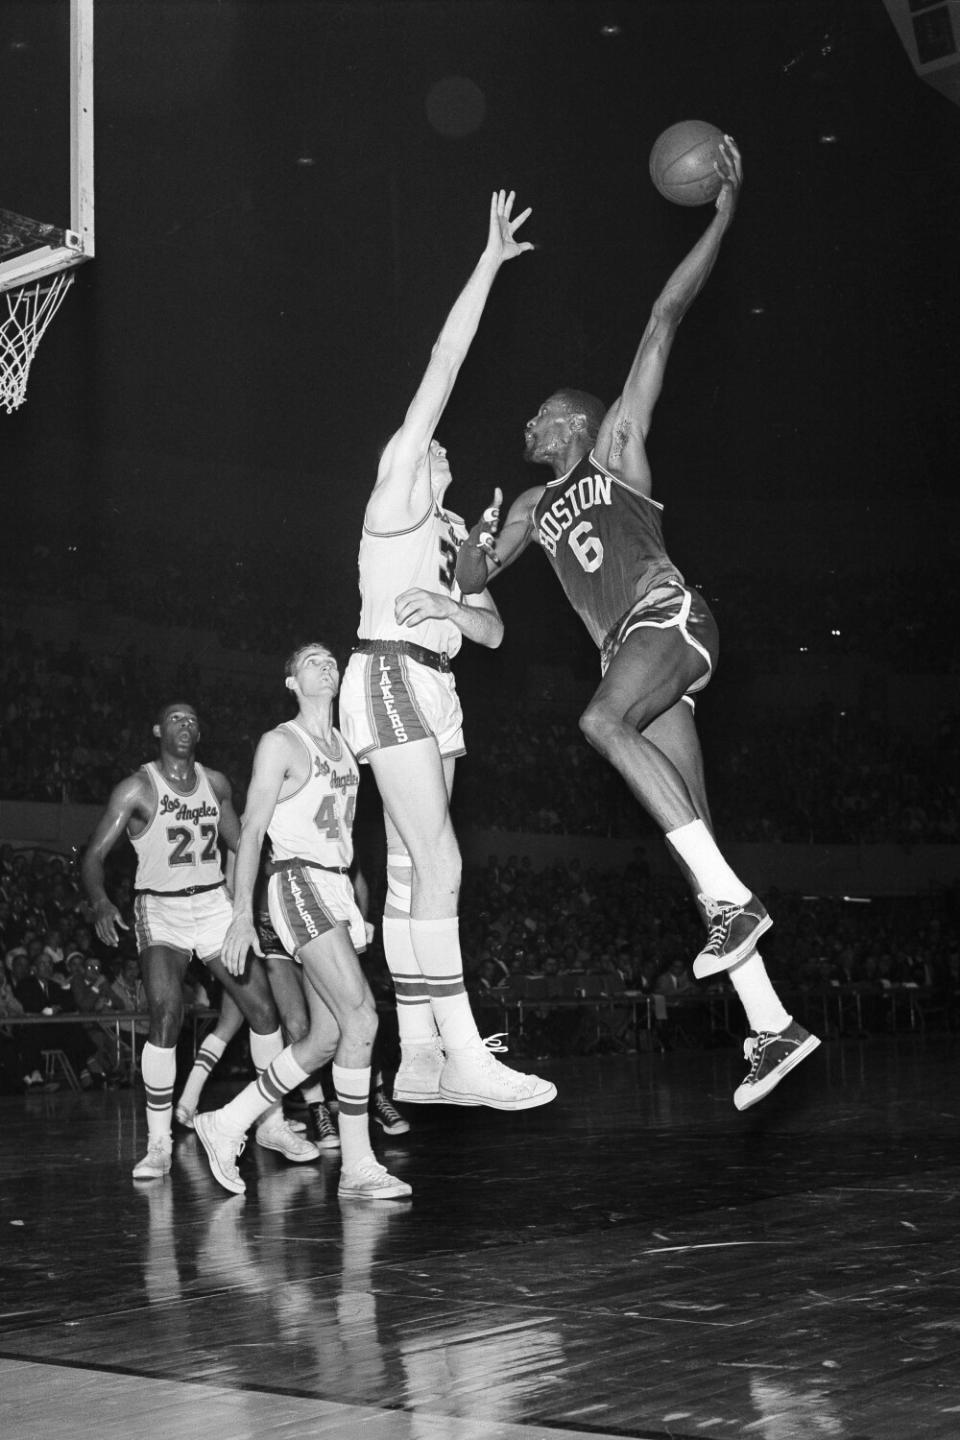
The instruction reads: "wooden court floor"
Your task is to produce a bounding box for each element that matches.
[2,1035,959,1440]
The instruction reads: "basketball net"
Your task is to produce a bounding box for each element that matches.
[0,271,74,413]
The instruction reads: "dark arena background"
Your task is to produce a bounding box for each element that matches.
[2,4,959,1438]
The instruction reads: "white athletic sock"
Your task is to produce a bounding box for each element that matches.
[383,916,440,1045]
[177,1033,227,1113]
[666,818,751,906]
[300,1076,327,1104]
[248,1027,284,1126]
[728,951,791,1034]
[141,1042,177,1143]
[409,917,480,1051]
[218,1046,311,1135]
[332,1063,373,1170]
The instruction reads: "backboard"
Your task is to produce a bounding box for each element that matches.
[0,0,93,409]
[0,0,94,289]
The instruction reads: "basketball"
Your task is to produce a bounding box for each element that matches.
[649,120,724,207]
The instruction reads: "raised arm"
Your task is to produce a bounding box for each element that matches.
[81,775,145,947]
[366,191,533,532]
[594,136,742,493]
[220,731,290,974]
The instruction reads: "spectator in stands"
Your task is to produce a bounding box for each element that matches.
[655,957,697,997]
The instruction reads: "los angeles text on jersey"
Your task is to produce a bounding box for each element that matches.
[537,471,612,556]
[158,795,219,824]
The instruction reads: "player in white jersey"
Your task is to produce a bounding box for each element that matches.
[457,142,819,1111]
[81,702,314,1181]
[195,643,410,1200]
[339,190,555,1114]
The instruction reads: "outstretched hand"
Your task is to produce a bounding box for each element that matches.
[484,190,534,265]
[714,135,742,217]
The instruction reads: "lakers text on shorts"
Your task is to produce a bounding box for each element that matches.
[134,886,232,962]
[339,650,465,761]
[267,863,367,957]
[601,582,719,703]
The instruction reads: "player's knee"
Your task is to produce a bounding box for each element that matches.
[410,839,461,895]
[148,1001,183,1048]
[246,998,280,1033]
[342,993,379,1048]
[579,701,620,755]
[283,1010,310,1045]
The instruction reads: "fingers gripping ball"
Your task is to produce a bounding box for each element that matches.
[649,120,724,207]
[456,489,502,593]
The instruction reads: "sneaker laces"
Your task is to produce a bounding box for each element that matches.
[214,1121,246,1163]
[311,1103,337,1137]
[480,1032,509,1054]
[350,1155,388,1182]
[701,896,738,955]
[375,1092,403,1122]
[742,1031,775,1081]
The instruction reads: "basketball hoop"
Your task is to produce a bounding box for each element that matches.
[0,271,75,413]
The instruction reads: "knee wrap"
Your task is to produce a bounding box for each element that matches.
[385,855,412,917]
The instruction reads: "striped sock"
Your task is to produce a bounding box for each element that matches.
[177,1033,227,1114]
[383,916,439,1045]
[140,1042,177,1143]
[410,917,479,1051]
[217,1046,311,1136]
[248,1027,284,1126]
[332,1063,373,1170]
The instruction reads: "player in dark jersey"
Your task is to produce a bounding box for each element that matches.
[456,138,819,1110]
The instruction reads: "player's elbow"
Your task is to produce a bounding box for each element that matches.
[649,297,682,335]
[485,619,505,650]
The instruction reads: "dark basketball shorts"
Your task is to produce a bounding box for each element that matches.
[600,581,720,708]
[255,909,289,961]
[266,862,366,959]
[339,649,466,761]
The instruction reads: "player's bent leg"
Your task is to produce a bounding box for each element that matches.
[175,989,245,1129]
[593,636,769,973]
[205,953,320,1162]
[263,952,311,1044]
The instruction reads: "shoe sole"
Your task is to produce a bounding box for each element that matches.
[314,1136,342,1150]
[131,1158,171,1180]
[734,1034,821,1112]
[255,1133,321,1163]
[393,1087,468,1105]
[693,914,773,979]
[338,1182,413,1200]
[194,1115,246,1194]
[437,1080,558,1111]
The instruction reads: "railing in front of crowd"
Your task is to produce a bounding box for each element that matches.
[1,1009,218,1085]
[467,979,956,1053]
[2,982,954,1085]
